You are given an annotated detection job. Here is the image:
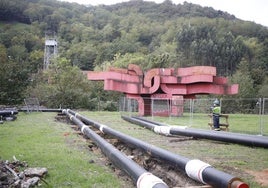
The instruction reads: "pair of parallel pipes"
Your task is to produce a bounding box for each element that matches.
[123,116,268,148]
[63,109,168,188]
[64,109,248,188]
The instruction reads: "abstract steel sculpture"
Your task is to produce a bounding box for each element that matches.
[87,64,238,116]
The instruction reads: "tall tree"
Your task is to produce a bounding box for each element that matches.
[0,44,29,105]
[27,57,92,109]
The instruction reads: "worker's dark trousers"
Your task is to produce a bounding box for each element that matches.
[213,115,220,129]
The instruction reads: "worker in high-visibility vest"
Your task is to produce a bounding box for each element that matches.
[212,99,221,131]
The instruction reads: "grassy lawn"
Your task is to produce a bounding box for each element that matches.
[0,112,127,188]
[144,112,268,135]
[1,111,268,188]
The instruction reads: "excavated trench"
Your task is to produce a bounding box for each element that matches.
[110,138,201,187]
[57,114,202,187]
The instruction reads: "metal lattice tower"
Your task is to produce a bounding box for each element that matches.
[43,34,57,69]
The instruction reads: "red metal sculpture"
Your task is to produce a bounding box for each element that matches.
[87,64,238,116]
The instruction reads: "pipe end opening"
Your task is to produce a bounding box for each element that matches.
[231,180,249,188]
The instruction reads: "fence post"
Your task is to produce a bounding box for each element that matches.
[258,98,262,136]
[151,98,154,120]
[189,99,193,127]
[167,98,171,121]
[260,98,266,136]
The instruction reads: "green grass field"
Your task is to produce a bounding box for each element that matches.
[143,112,268,135]
[0,112,128,188]
[1,111,268,188]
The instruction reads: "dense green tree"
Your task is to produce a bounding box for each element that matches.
[230,59,256,98]
[231,70,256,98]
[0,0,268,108]
[27,57,92,108]
[0,44,30,105]
[176,24,248,75]
[258,76,268,97]
[110,52,147,69]
[23,3,53,23]
[66,43,97,70]
[0,44,7,63]
[28,50,44,73]
[0,0,30,23]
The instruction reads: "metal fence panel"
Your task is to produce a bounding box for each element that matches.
[119,97,267,136]
[119,97,139,117]
[221,98,262,135]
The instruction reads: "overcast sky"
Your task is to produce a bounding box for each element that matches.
[59,0,268,27]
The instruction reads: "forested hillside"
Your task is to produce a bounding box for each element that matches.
[0,0,268,108]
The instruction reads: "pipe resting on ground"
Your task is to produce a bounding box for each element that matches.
[130,116,268,148]
[65,110,248,188]
[62,109,168,188]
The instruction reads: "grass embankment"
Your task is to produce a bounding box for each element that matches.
[0,112,126,188]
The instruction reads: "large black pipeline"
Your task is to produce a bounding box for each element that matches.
[62,110,168,188]
[66,109,248,188]
[128,116,268,148]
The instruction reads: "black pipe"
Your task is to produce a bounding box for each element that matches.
[66,109,189,169]
[129,115,268,148]
[18,108,62,113]
[170,127,268,148]
[133,116,167,126]
[63,110,168,188]
[0,109,18,116]
[66,110,248,188]
[0,109,18,121]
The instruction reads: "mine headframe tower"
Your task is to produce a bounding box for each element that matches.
[43,33,57,69]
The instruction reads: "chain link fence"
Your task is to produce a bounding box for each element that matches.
[119,97,267,136]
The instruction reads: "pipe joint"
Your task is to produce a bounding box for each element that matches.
[185,159,211,184]
[137,172,167,188]
[81,125,87,134]
[153,126,171,136]
[75,112,79,118]
[99,124,107,133]
[70,115,74,121]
